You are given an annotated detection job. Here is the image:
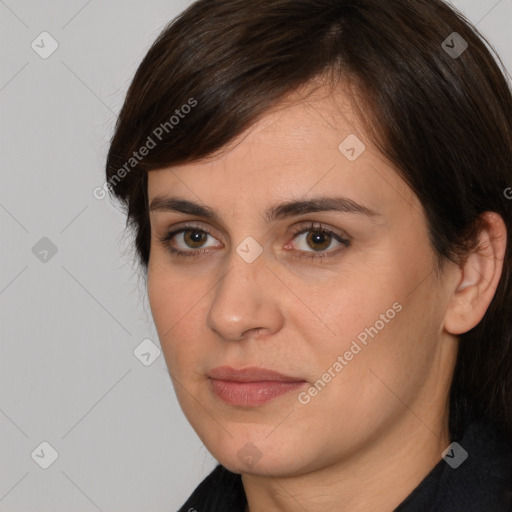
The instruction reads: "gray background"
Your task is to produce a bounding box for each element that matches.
[0,1,510,510]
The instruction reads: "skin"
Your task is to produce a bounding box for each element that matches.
[146,83,507,512]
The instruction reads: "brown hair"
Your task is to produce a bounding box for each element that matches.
[105,0,512,440]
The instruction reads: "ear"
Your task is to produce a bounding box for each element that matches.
[444,211,507,335]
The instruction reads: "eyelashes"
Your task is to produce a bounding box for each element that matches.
[156,221,351,261]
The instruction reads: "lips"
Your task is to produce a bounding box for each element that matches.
[208,366,307,406]
[208,366,304,383]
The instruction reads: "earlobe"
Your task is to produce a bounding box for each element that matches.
[444,211,507,335]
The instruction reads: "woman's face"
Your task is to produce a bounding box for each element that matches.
[146,86,459,476]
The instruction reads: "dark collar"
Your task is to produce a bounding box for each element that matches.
[395,419,512,511]
[178,419,512,511]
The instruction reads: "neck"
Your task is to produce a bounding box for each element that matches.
[241,410,451,512]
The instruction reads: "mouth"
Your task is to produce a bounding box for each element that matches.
[208,366,307,406]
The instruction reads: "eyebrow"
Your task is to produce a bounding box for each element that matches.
[149,195,380,222]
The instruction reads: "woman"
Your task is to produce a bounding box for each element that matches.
[105,0,512,510]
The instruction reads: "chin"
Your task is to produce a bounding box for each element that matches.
[203,428,319,477]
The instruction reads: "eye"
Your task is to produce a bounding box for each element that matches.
[156,224,220,259]
[286,222,351,260]
[157,221,350,260]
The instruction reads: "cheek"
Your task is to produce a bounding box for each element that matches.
[147,267,205,371]
[295,305,438,449]
[293,265,402,353]
[298,255,437,398]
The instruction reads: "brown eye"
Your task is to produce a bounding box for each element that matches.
[286,222,351,261]
[304,230,333,251]
[157,225,221,258]
[182,229,209,248]
[291,226,348,254]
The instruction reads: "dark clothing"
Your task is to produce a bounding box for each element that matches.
[178,419,512,511]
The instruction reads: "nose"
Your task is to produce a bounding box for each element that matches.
[206,250,285,342]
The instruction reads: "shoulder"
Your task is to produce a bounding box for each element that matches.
[177,464,247,512]
[441,419,512,510]
[397,418,512,511]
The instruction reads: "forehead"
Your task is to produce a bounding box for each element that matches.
[212,83,365,163]
[147,84,415,219]
[149,87,348,179]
